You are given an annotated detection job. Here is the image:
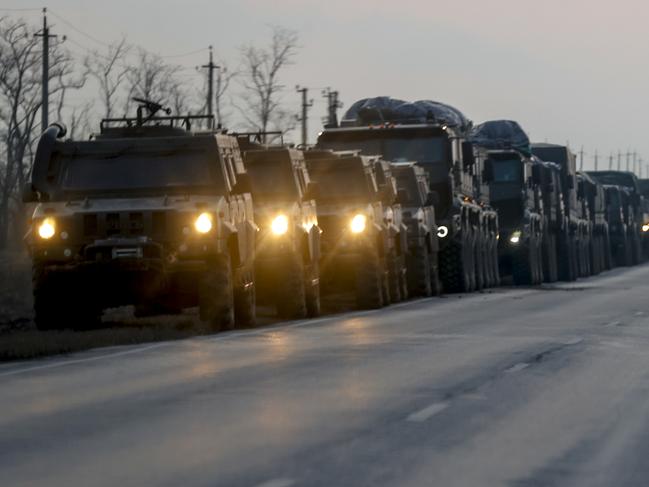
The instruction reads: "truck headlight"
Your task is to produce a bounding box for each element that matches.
[38,218,56,240]
[271,214,289,235]
[194,212,213,234]
[437,225,449,238]
[509,230,522,244]
[350,214,367,233]
[642,224,649,233]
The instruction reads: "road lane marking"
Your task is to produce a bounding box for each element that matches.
[505,363,530,373]
[407,402,449,422]
[254,479,295,487]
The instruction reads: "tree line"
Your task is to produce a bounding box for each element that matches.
[0,15,299,249]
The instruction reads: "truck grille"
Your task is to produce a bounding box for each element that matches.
[81,211,172,239]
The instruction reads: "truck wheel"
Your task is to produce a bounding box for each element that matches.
[304,263,321,318]
[356,251,384,309]
[275,252,307,319]
[199,255,235,331]
[512,243,533,285]
[234,268,256,327]
[387,251,404,303]
[440,237,471,293]
[407,243,432,297]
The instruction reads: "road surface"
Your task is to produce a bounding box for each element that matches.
[2,265,649,486]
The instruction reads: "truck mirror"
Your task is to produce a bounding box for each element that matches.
[482,160,494,183]
[462,141,475,167]
[425,191,440,207]
[22,183,38,203]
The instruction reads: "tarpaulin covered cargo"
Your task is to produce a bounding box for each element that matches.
[341,97,472,132]
[470,120,531,156]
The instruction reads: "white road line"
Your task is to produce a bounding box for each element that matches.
[254,478,295,487]
[406,402,449,422]
[0,343,168,378]
[505,363,530,373]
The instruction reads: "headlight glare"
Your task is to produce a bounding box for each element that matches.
[509,230,522,244]
[642,224,649,233]
[38,218,56,240]
[437,225,449,238]
[350,214,367,233]
[271,214,289,235]
[194,212,213,234]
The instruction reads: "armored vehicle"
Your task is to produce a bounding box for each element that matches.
[531,143,582,281]
[304,150,407,308]
[317,97,499,293]
[391,162,441,296]
[239,138,321,318]
[588,171,642,264]
[24,101,257,331]
[577,172,610,274]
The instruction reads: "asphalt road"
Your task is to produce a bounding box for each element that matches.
[3,265,649,487]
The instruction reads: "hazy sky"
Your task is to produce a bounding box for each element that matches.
[6,0,649,172]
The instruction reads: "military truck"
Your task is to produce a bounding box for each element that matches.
[470,120,544,285]
[602,185,632,266]
[533,160,565,283]
[238,138,321,319]
[317,97,498,293]
[577,172,610,275]
[588,171,642,264]
[637,178,649,257]
[391,162,441,296]
[304,150,407,308]
[23,100,257,331]
[531,143,582,281]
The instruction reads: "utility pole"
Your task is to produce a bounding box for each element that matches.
[201,46,218,123]
[296,86,313,147]
[632,150,637,174]
[609,152,614,170]
[617,151,622,170]
[594,150,599,171]
[35,8,57,133]
[626,150,631,171]
[322,88,342,128]
[579,146,584,171]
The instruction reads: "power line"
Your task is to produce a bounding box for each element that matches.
[48,10,111,47]
[162,47,209,58]
[0,7,42,12]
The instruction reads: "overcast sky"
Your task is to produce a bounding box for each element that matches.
[6,0,649,172]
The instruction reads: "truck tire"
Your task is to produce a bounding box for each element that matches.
[199,255,235,331]
[275,252,307,319]
[387,250,403,303]
[356,251,385,309]
[407,243,432,297]
[304,263,321,318]
[234,268,256,327]
[440,236,471,293]
[512,243,534,285]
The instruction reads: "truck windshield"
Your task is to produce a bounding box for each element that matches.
[308,163,371,202]
[59,150,221,193]
[492,159,522,183]
[247,163,298,203]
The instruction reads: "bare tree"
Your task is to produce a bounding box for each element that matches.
[123,48,191,115]
[0,17,83,248]
[84,37,131,119]
[236,26,299,138]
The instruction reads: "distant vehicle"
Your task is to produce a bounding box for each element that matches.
[317,97,499,293]
[603,185,632,266]
[531,143,583,281]
[239,138,322,318]
[304,150,407,308]
[577,172,610,274]
[534,160,565,283]
[637,178,649,256]
[588,171,643,264]
[23,100,257,330]
[391,162,441,296]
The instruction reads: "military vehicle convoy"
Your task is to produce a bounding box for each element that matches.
[304,150,407,308]
[577,173,610,275]
[391,162,441,296]
[534,160,564,283]
[317,97,499,293]
[471,120,544,285]
[238,138,321,319]
[24,101,257,331]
